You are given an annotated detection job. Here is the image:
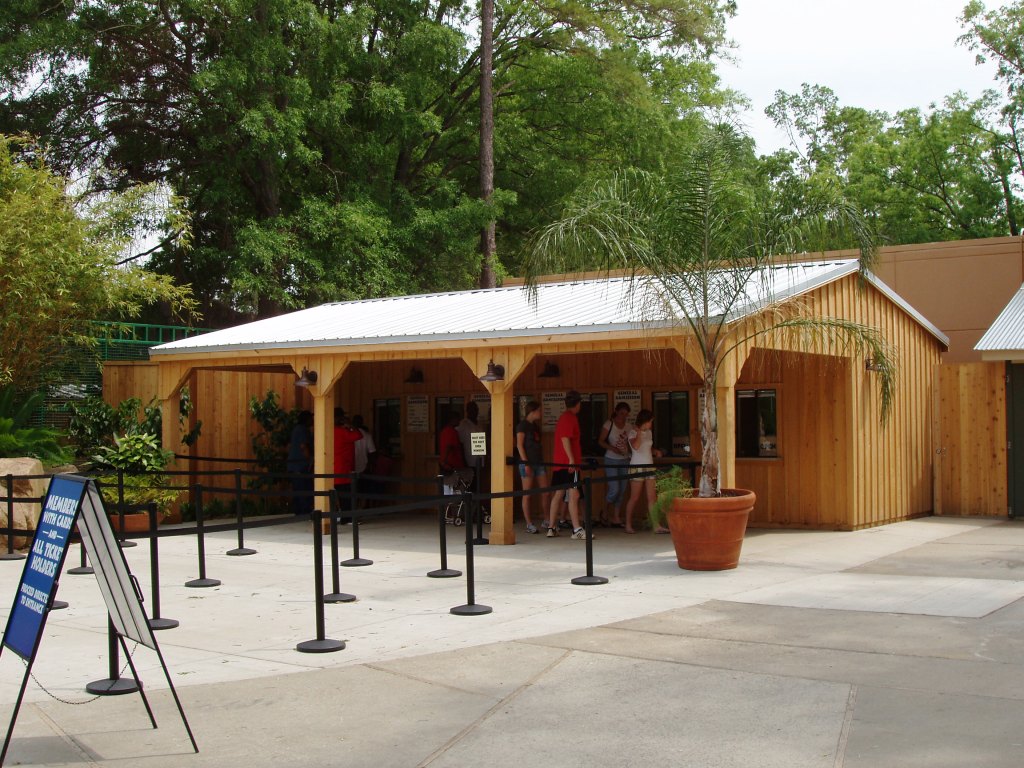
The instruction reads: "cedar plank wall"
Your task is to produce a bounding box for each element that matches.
[936,363,1007,516]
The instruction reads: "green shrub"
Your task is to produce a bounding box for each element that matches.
[0,387,72,464]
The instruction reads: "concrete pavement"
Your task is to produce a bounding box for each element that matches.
[2,513,1024,766]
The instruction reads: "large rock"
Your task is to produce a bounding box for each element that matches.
[0,457,48,550]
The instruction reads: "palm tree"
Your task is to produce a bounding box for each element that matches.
[524,128,895,498]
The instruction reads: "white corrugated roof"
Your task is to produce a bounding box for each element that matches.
[152,261,947,356]
[976,283,1024,358]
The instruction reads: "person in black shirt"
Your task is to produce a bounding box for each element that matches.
[515,401,549,534]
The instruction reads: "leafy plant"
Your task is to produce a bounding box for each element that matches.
[96,472,180,517]
[527,127,895,497]
[647,466,693,531]
[92,431,172,473]
[0,387,71,464]
[249,390,300,489]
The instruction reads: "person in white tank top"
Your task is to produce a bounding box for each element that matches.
[624,409,665,533]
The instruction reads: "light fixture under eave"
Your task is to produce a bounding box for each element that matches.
[479,360,505,382]
[296,367,318,387]
[865,358,881,372]
[404,366,424,383]
[538,361,560,378]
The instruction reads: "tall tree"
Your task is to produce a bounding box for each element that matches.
[0,0,735,322]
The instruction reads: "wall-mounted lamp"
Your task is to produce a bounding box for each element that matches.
[865,358,881,372]
[479,359,505,382]
[538,360,560,378]
[296,367,318,387]
[404,366,424,383]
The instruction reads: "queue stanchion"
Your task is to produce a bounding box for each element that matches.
[572,473,608,586]
[115,468,136,549]
[227,467,256,556]
[146,502,179,630]
[472,469,488,545]
[451,494,491,616]
[67,536,93,574]
[428,474,460,578]
[325,494,355,603]
[86,617,142,695]
[341,477,371,567]
[185,484,220,588]
[1,475,26,561]
[297,511,346,653]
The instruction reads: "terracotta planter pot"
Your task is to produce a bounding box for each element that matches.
[665,489,755,571]
[108,513,151,534]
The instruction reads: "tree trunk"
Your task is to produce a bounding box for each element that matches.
[699,370,719,497]
[478,0,497,289]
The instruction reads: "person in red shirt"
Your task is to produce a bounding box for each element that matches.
[546,390,587,539]
[438,411,466,474]
[334,408,363,518]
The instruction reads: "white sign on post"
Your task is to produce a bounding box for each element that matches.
[470,432,487,456]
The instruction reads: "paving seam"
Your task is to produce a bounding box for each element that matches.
[414,648,573,768]
[28,701,103,767]
[517,628,1024,700]
[832,684,857,768]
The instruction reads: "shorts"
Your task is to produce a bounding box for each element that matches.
[518,463,547,479]
[552,468,584,500]
[629,465,651,479]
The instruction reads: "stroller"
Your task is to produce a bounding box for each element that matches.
[442,468,490,526]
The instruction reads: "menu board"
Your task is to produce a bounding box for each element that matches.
[614,389,642,425]
[406,395,429,433]
[471,393,491,426]
[542,391,566,430]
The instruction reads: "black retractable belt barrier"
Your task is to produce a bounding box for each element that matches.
[185,485,220,588]
[226,468,256,556]
[296,511,346,653]
[86,617,143,696]
[147,502,179,630]
[324,499,356,604]
[115,469,137,549]
[1,474,26,561]
[428,475,461,578]
[67,537,93,575]
[572,475,608,586]
[341,478,372,567]
[450,494,492,616]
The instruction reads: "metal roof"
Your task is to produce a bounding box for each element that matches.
[976,283,1024,359]
[152,261,948,357]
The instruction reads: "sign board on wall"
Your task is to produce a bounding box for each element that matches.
[614,389,642,425]
[470,432,487,456]
[406,395,429,433]
[542,391,566,430]
[471,394,491,427]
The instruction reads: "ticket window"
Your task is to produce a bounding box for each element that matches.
[653,391,691,457]
[736,389,777,458]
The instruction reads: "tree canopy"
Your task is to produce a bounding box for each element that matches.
[0,0,737,323]
[0,136,196,392]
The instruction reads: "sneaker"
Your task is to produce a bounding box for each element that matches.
[546,527,557,538]
[571,527,589,540]
[557,519,573,530]
[526,524,538,534]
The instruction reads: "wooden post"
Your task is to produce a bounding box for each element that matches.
[487,382,515,544]
[311,388,336,522]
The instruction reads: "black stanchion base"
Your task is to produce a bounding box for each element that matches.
[0,553,26,561]
[149,617,180,630]
[450,603,493,616]
[571,575,609,586]
[427,568,462,578]
[119,540,138,548]
[86,677,139,695]
[184,578,221,588]
[67,566,94,575]
[296,638,346,653]
[472,537,489,545]
[324,592,357,603]
[50,600,68,610]
[226,547,257,556]
[341,558,373,567]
